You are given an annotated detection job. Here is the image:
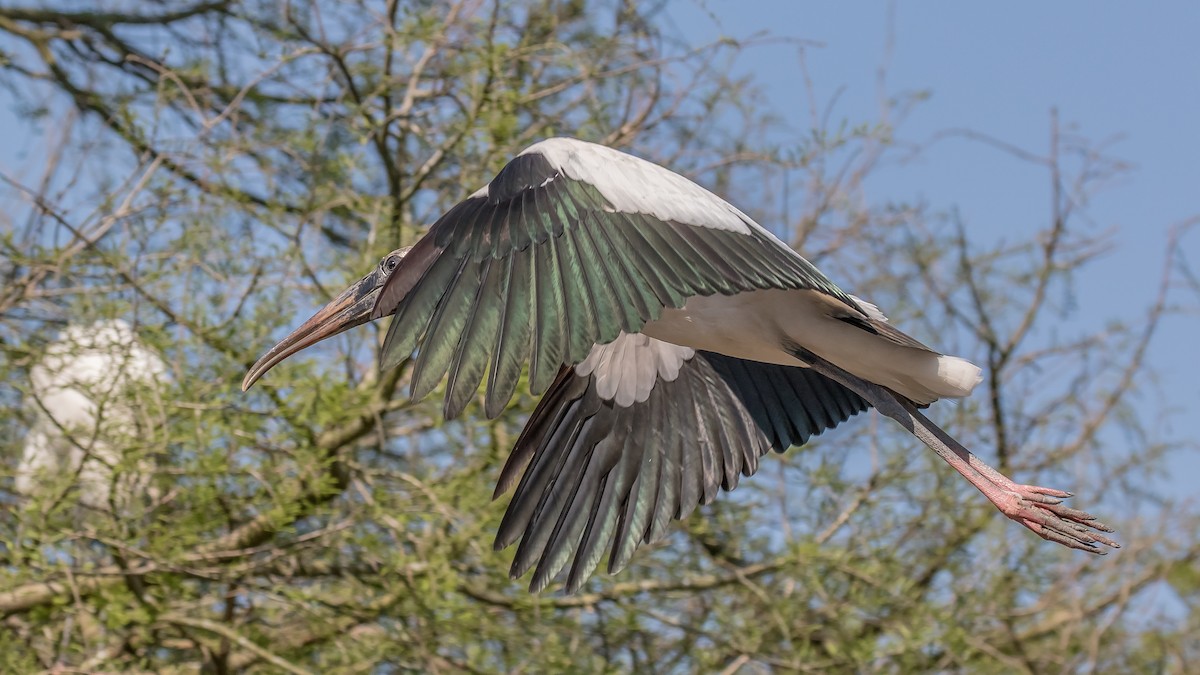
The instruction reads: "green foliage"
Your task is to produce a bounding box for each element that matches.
[0,0,1195,672]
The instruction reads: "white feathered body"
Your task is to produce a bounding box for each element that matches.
[643,289,980,405]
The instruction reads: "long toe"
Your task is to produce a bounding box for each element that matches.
[1022,485,1074,499]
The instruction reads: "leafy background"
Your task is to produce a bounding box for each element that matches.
[1,1,1196,672]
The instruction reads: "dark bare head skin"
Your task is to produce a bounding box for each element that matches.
[241,247,410,391]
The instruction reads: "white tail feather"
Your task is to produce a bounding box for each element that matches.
[935,355,983,398]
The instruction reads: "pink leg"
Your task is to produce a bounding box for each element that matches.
[803,353,1120,553]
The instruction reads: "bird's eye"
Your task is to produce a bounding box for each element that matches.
[384,256,399,272]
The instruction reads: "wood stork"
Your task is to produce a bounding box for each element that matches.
[244,137,1117,592]
[16,319,164,513]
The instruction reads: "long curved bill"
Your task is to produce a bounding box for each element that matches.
[241,270,381,391]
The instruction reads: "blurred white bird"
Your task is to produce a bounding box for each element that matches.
[16,319,165,512]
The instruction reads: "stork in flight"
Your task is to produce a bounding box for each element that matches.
[244,137,1117,592]
[17,319,164,513]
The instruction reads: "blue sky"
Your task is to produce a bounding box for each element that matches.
[666,1,1200,497]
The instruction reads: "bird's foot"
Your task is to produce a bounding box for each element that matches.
[794,353,1123,555]
[993,484,1120,553]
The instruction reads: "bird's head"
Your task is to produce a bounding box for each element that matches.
[241,247,411,391]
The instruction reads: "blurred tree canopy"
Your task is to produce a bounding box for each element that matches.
[0,0,1196,672]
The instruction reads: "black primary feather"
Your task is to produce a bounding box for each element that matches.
[494,335,871,592]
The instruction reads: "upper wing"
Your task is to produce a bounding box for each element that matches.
[491,333,869,593]
[373,138,860,419]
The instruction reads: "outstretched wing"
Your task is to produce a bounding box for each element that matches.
[373,138,860,419]
[492,333,870,593]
